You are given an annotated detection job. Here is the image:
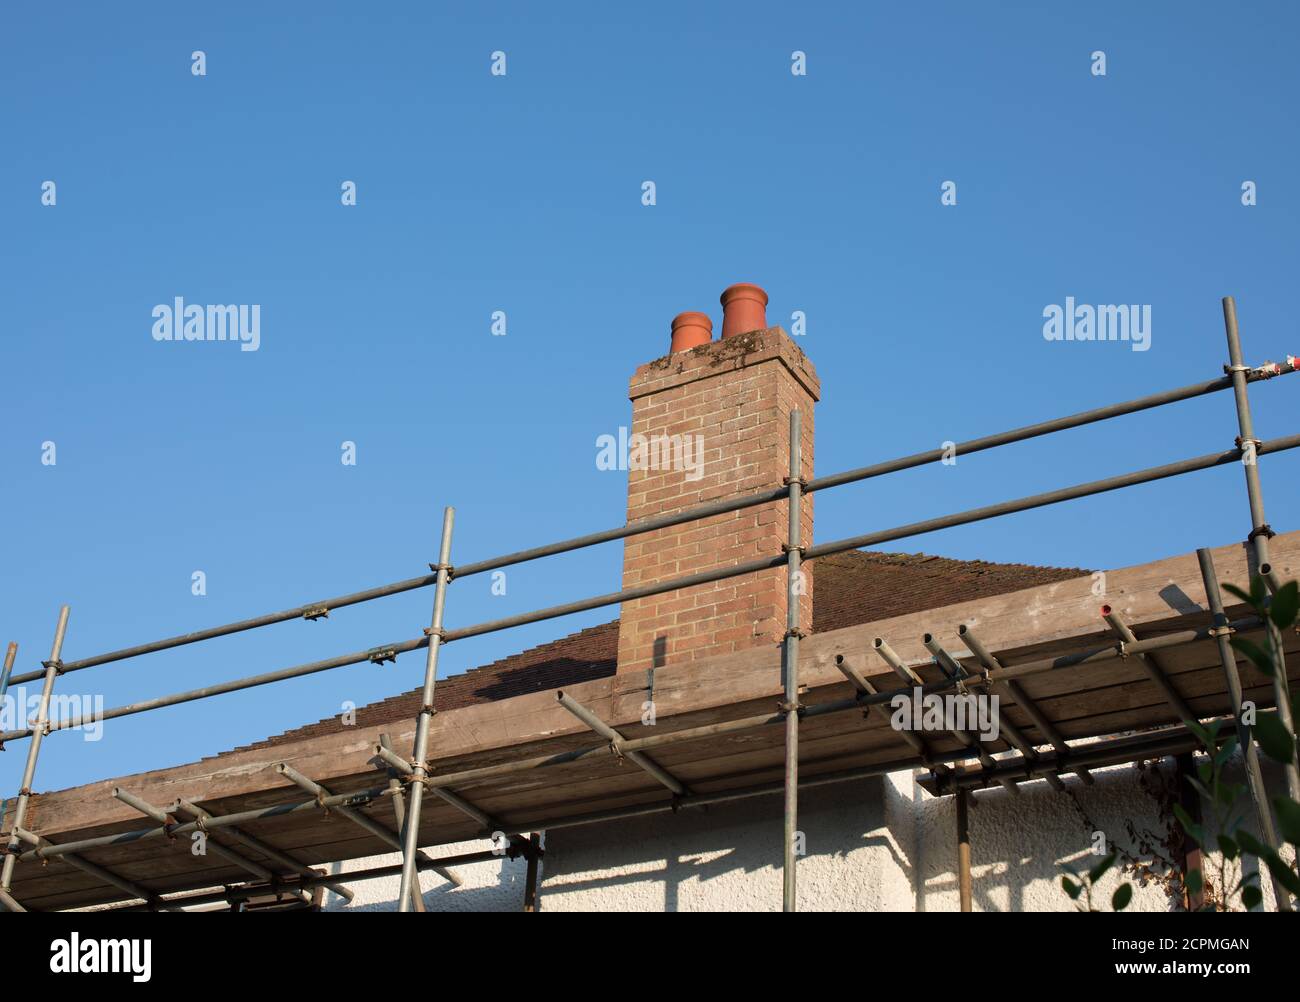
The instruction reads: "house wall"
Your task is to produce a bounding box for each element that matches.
[319,753,1294,912]
[320,837,533,913]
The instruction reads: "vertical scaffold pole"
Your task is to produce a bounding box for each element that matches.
[1221,296,1300,802]
[1,607,69,899]
[0,642,18,712]
[0,642,17,867]
[956,789,972,912]
[782,409,803,913]
[397,508,454,913]
[1197,548,1293,911]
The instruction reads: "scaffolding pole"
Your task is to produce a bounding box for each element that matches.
[959,625,1094,785]
[1196,547,1293,912]
[397,506,454,913]
[4,434,1300,751]
[1101,606,1200,726]
[103,848,504,913]
[557,693,688,796]
[956,789,972,912]
[523,833,542,912]
[923,635,1022,794]
[10,826,177,911]
[275,762,463,905]
[10,612,1265,871]
[0,606,69,904]
[782,409,804,913]
[6,351,1295,699]
[0,642,17,721]
[833,653,942,770]
[114,786,288,891]
[878,636,1016,793]
[171,798,355,903]
[1222,295,1300,803]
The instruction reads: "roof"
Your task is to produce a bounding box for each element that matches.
[231,549,1086,754]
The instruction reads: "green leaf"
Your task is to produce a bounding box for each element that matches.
[1223,582,1257,608]
[1273,796,1300,844]
[1253,712,1297,765]
[1173,803,1204,846]
[1216,779,1239,807]
[1242,884,1263,910]
[1061,876,1081,899]
[1214,737,1239,767]
[1231,637,1276,678]
[1260,849,1300,897]
[1088,851,1117,884]
[1186,776,1215,803]
[1219,834,1239,860]
[1237,830,1266,857]
[1112,883,1133,911]
[1270,581,1300,630]
[1188,720,1213,750]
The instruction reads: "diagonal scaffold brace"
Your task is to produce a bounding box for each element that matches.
[396,506,455,912]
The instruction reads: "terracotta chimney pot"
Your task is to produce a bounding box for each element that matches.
[669,311,713,353]
[720,283,769,339]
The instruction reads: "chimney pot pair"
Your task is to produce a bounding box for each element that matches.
[669,283,769,353]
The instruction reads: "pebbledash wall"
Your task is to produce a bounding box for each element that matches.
[319,283,1289,913]
[321,757,1294,912]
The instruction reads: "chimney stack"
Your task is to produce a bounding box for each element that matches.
[618,283,817,675]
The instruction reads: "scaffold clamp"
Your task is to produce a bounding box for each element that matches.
[427,562,456,581]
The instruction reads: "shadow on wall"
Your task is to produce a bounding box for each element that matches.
[539,757,1295,912]
[538,777,919,912]
[322,848,533,913]
[917,756,1293,913]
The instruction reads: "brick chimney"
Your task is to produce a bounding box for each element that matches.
[617,284,818,675]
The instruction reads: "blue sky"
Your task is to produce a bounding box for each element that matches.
[2,1,1298,792]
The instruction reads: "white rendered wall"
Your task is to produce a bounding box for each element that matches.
[312,757,1294,912]
[320,837,533,912]
[539,755,1294,912]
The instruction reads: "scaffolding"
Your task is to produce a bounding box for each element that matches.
[1,296,1297,912]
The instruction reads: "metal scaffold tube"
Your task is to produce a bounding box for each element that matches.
[956,790,972,912]
[1222,296,1300,803]
[782,408,803,913]
[0,642,17,716]
[1,606,69,904]
[397,506,455,913]
[11,355,1295,692]
[1196,548,1293,912]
